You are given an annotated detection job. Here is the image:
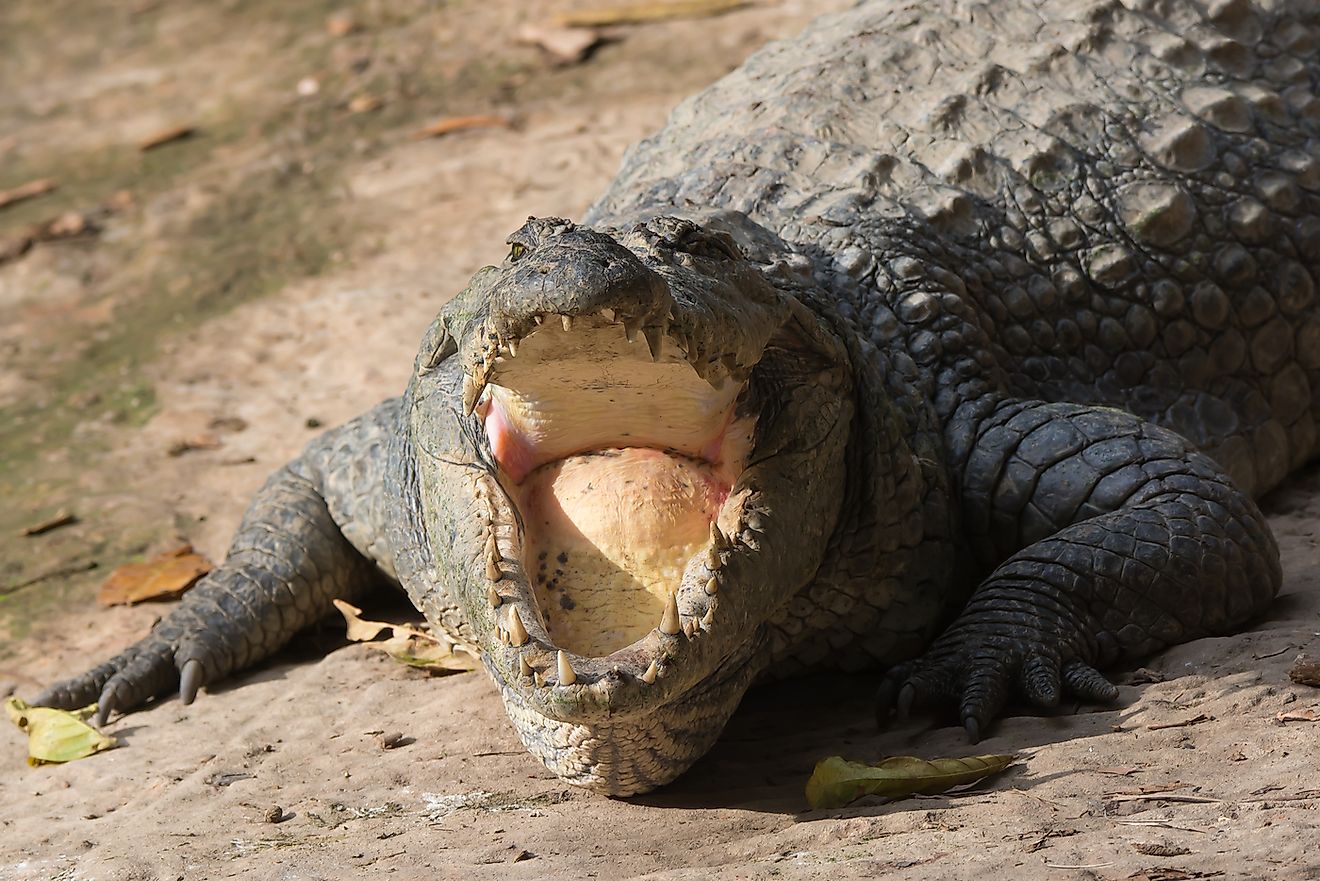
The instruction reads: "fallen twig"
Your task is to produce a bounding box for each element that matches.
[411,115,510,140]
[1146,713,1212,730]
[19,510,78,537]
[553,0,749,27]
[0,178,57,210]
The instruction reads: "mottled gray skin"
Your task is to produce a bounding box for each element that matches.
[39,0,1317,794]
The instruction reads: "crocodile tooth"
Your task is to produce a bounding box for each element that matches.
[497,626,509,645]
[533,313,544,325]
[705,575,719,596]
[600,308,616,323]
[506,338,518,358]
[560,314,574,332]
[642,325,665,360]
[487,584,502,608]
[534,671,545,687]
[641,660,659,685]
[682,619,697,638]
[462,374,485,416]
[557,650,577,686]
[702,604,715,626]
[623,315,643,343]
[659,592,681,635]
[485,534,499,558]
[485,555,502,582]
[507,606,529,646]
[519,655,533,677]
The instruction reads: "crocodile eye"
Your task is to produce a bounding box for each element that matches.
[509,242,527,262]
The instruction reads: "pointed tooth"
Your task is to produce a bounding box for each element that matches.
[682,619,697,638]
[600,308,616,323]
[485,534,499,558]
[702,604,715,626]
[705,575,719,596]
[624,315,643,343]
[487,584,502,608]
[506,338,518,358]
[560,314,573,332]
[485,555,502,582]
[557,650,577,686]
[659,592,681,635]
[710,522,728,550]
[642,325,665,360]
[507,607,529,646]
[519,655,533,677]
[462,374,484,416]
[497,626,509,645]
[533,313,545,325]
[641,660,659,685]
[534,671,546,687]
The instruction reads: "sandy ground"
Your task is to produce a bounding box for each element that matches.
[2,2,1320,879]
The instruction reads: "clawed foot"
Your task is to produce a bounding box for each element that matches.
[875,634,1119,743]
[33,631,209,726]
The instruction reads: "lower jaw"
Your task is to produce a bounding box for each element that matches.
[488,639,764,796]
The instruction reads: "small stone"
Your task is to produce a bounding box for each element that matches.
[263,805,285,824]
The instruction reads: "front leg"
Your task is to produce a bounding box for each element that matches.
[35,401,402,723]
[879,401,1281,740]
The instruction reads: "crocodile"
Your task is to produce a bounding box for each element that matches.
[36,0,1317,796]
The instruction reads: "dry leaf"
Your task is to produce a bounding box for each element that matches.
[516,23,604,64]
[139,124,195,151]
[1275,707,1319,723]
[167,434,223,456]
[139,124,194,150]
[325,11,360,36]
[333,600,480,673]
[412,114,511,140]
[805,754,1015,810]
[348,94,384,114]
[0,178,57,210]
[5,698,116,766]
[553,0,748,28]
[96,545,212,606]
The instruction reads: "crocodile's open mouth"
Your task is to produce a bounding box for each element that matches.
[474,311,757,661]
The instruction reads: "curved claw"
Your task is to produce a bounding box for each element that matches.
[95,683,118,728]
[179,659,203,705]
[963,715,981,744]
[896,682,916,720]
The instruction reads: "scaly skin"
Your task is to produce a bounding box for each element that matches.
[38,0,1313,795]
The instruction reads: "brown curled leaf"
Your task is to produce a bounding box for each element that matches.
[333,600,480,673]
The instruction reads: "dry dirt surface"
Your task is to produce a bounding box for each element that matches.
[2,2,1320,880]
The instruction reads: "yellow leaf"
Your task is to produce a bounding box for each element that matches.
[805,754,1015,810]
[5,698,117,766]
